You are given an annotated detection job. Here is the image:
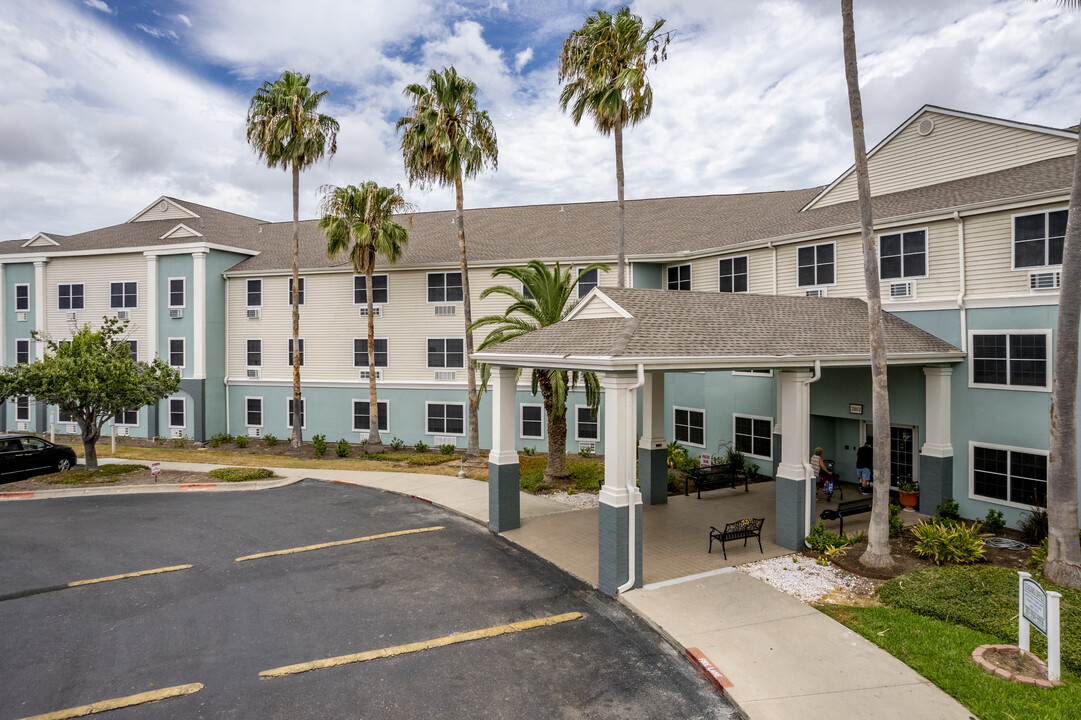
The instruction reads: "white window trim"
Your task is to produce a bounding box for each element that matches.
[244,396,264,428]
[425,401,466,437]
[967,329,1052,392]
[246,338,262,368]
[15,396,31,422]
[127,339,138,363]
[286,397,307,430]
[352,398,390,433]
[968,440,1048,510]
[109,280,139,309]
[353,337,390,368]
[733,412,774,460]
[425,337,466,370]
[426,271,464,304]
[673,405,706,448]
[13,283,29,311]
[167,277,186,309]
[354,274,390,306]
[287,276,306,307]
[168,397,186,429]
[795,241,837,289]
[877,227,930,281]
[666,263,692,291]
[168,337,186,369]
[246,278,263,308]
[287,338,305,367]
[520,403,545,440]
[1010,207,1068,271]
[574,404,600,442]
[717,255,749,293]
[732,369,773,377]
[114,408,139,427]
[15,338,30,364]
[57,282,85,311]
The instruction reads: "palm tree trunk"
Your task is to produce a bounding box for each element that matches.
[290,162,303,449]
[842,0,893,569]
[456,173,480,457]
[365,264,384,453]
[614,119,627,288]
[1046,117,1081,589]
[540,372,570,483]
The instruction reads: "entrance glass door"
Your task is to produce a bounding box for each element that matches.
[864,423,918,488]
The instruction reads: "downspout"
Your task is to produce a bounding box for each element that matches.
[769,241,777,295]
[800,360,822,536]
[954,211,968,352]
[618,362,647,594]
[224,270,231,437]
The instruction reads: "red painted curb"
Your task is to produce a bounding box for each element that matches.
[0,491,35,500]
[180,483,218,491]
[409,494,433,504]
[332,480,353,486]
[686,647,731,692]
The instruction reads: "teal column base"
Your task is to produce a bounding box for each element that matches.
[774,475,807,551]
[638,447,669,505]
[598,500,643,596]
[488,462,521,533]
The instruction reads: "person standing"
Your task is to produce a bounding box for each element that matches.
[856,442,873,495]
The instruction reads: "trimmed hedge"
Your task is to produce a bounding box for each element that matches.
[207,467,275,482]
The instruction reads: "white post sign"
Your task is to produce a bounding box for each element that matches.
[699,453,712,468]
[1018,571,1061,682]
[151,462,161,477]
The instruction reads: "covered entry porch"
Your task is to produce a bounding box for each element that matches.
[473,288,963,595]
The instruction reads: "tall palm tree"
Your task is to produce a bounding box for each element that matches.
[841,0,892,569]
[558,6,671,288]
[247,70,339,449]
[396,67,498,457]
[320,182,412,454]
[472,261,606,483]
[1045,0,1081,589]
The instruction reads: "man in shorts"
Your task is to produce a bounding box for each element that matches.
[856,442,872,495]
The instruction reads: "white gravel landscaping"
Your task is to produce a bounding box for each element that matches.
[737,553,881,604]
[548,490,600,509]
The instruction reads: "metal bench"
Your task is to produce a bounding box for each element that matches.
[818,498,872,536]
[708,517,765,560]
[687,463,748,498]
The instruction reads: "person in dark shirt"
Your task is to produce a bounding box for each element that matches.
[856,442,872,495]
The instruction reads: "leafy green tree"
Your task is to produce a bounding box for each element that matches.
[397,66,498,457]
[246,70,339,449]
[471,261,606,482]
[0,319,179,472]
[558,6,671,288]
[320,182,412,453]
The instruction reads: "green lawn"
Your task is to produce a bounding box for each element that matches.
[519,456,603,494]
[38,463,147,485]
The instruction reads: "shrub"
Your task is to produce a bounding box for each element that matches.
[208,467,274,482]
[935,497,960,521]
[571,461,604,492]
[414,441,429,453]
[262,433,278,447]
[172,436,186,448]
[889,501,904,538]
[235,435,249,448]
[407,454,455,467]
[336,438,349,457]
[312,434,327,457]
[208,432,232,449]
[522,446,536,456]
[805,521,862,552]
[1019,507,1048,543]
[1031,538,1048,574]
[667,471,683,494]
[578,445,595,458]
[390,437,404,450]
[982,509,1006,535]
[910,519,986,565]
[439,443,455,455]
[666,441,699,474]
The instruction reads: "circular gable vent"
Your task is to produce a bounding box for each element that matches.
[917,118,935,136]
[159,201,168,211]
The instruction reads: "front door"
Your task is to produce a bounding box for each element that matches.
[863,423,918,488]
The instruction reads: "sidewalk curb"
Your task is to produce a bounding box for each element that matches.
[0,477,303,501]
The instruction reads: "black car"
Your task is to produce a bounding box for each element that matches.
[0,434,78,482]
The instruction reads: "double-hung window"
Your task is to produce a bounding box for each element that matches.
[674,407,705,447]
[246,279,262,307]
[428,272,463,302]
[972,443,1047,507]
[110,281,137,309]
[879,229,927,279]
[427,403,464,435]
[168,278,185,308]
[245,397,263,427]
[125,340,137,362]
[287,398,305,429]
[169,338,185,368]
[734,414,772,459]
[427,338,464,368]
[288,277,305,306]
[16,396,30,422]
[114,408,138,426]
[354,338,388,367]
[718,256,748,293]
[797,243,835,287]
[971,331,1049,390]
[667,264,691,291]
[169,398,185,428]
[15,339,29,365]
[1014,210,1067,268]
[58,283,84,310]
[520,405,544,439]
[577,268,599,298]
[353,400,389,432]
[576,406,599,441]
[246,339,262,367]
[14,284,29,311]
[288,338,305,367]
[354,275,388,304]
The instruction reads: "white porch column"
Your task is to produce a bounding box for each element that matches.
[598,372,642,595]
[638,371,668,505]
[0,262,6,368]
[487,365,520,532]
[192,251,207,379]
[775,370,813,550]
[33,260,46,361]
[920,365,955,514]
[145,253,158,362]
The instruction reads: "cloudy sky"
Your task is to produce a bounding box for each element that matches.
[1,0,1079,240]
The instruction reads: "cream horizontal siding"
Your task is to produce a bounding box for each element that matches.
[816,112,1076,208]
[776,232,864,297]
[961,205,1070,299]
[880,219,960,303]
[133,201,196,223]
[44,254,148,356]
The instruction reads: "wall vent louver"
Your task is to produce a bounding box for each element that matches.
[359,305,383,318]
[115,426,130,437]
[889,282,913,299]
[434,435,457,446]
[1029,272,1061,290]
[247,308,261,319]
[170,429,184,439]
[805,288,826,298]
[65,312,77,322]
[16,421,28,432]
[16,312,28,322]
[434,305,456,316]
[247,426,261,438]
[578,441,597,454]
[435,371,456,381]
[246,368,260,379]
[169,308,183,319]
[116,310,130,321]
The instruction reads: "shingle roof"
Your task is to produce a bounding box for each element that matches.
[474,288,961,369]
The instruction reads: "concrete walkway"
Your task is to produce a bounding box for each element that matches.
[12,459,974,720]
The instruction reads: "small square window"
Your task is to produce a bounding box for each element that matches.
[58,284,84,311]
[355,275,389,305]
[667,264,691,291]
[427,272,463,303]
[718,257,748,293]
[354,338,388,367]
[427,338,464,368]
[427,403,464,435]
[797,243,834,287]
[353,400,390,432]
[114,408,138,426]
[674,407,705,447]
[521,405,544,439]
[110,281,137,309]
[576,406,598,441]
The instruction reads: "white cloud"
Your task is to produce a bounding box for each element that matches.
[136,23,179,41]
[514,47,533,72]
[82,0,114,14]
[175,13,193,28]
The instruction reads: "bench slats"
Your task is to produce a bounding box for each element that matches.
[708,517,765,560]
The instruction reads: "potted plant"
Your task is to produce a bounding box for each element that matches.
[898,480,920,511]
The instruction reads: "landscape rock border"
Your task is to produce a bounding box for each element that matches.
[971,644,1061,688]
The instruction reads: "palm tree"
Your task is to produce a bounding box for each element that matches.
[1045,0,1081,589]
[841,0,893,569]
[558,6,671,288]
[247,70,339,449]
[396,67,498,458]
[472,261,606,483]
[320,182,412,454]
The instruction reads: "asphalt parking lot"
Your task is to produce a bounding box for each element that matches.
[0,481,735,719]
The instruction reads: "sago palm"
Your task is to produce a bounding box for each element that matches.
[396,66,498,457]
[247,70,339,448]
[320,183,412,454]
[558,6,670,288]
[472,261,606,482]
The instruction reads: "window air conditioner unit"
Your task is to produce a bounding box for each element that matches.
[1029,271,1061,290]
[170,308,183,319]
[247,308,261,319]
[359,305,383,318]
[434,436,456,447]
[170,428,184,439]
[805,288,826,298]
[359,369,383,381]
[65,312,77,322]
[16,312,27,322]
[116,426,129,437]
[247,368,261,379]
[434,305,456,316]
[16,421,29,432]
[889,282,913,299]
[247,426,261,438]
[66,423,78,434]
[116,310,130,320]
[578,441,597,454]
[435,371,456,381]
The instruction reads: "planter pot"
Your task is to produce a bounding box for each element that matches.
[899,490,919,511]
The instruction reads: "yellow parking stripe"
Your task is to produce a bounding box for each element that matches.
[17,683,203,719]
[67,565,194,588]
[235,526,445,563]
[260,611,583,678]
